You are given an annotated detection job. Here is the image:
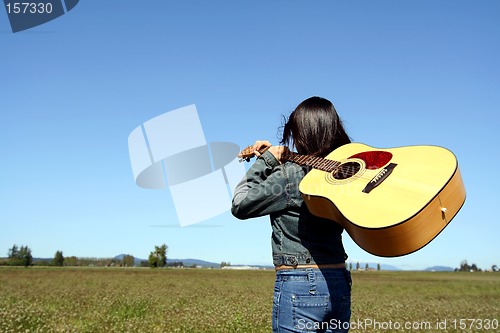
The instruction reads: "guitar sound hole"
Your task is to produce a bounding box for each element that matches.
[333,162,361,180]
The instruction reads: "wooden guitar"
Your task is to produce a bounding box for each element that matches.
[239,143,466,257]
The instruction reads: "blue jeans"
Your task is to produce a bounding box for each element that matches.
[273,268,352,332]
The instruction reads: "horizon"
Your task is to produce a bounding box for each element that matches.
[1,250,489,272]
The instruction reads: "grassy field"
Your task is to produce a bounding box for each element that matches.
[0,267,498,332]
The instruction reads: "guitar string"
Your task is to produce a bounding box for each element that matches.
[241,149,392,182]
[284,152,383,182]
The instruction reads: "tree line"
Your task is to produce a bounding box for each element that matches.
[1,243,171,268]
[348,262,381,271]
[7,244,495,272]
[454,260,496,272]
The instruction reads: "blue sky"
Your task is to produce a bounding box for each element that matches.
[1,1,499,270]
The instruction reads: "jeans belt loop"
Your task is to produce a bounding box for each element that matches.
[306,268,317,295]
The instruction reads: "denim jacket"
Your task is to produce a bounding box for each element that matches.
[231,150,347,266]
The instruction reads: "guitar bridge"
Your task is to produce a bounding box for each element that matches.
[362,163,397,193]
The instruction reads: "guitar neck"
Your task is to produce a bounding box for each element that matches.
[282,150,340,172]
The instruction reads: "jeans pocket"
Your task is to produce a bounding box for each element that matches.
[292,294,330,332]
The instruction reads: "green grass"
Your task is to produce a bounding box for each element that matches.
[0,267,498,332]
[350,271,499,332]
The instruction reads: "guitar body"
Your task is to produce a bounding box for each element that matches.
[299,143,466,257]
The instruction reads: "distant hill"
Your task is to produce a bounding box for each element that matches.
[424,266,454,272]
[113,255,220,268]
[378,264,401,271]
[168,258,220,268]
[114,254,145,266]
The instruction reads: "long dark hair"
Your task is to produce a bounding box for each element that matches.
[280,96,351,157]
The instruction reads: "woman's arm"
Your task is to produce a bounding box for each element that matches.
[231,150,289,219]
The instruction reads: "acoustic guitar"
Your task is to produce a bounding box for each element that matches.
[239,143,466,257]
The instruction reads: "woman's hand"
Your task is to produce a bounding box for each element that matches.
[240,140,288,162]
[251,140,272,157]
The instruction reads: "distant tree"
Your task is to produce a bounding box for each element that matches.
[168,261,184,268]
[7,244,19,259]
[65,256,78,266]
[148,244,167,268]
[220,261,231,268]
[356,262,360,270]
[148,253,158,268]
[7,244,32,267]
[459,260,470,272]
[34,260,50,266]
[458,260,481,272]
[123,255,135,267]
[365,263,369,270]
[157,244,167,267]
[20,246,33,267]
[52,251,64,267]
[377,263,381,271]
[349,262,353,271]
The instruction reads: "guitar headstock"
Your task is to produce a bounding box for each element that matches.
[238,145,272,162]
[238,145,256,162]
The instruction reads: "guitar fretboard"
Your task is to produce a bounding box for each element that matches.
[282,151,340,172]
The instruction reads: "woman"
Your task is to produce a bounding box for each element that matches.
[231,96,352,333]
